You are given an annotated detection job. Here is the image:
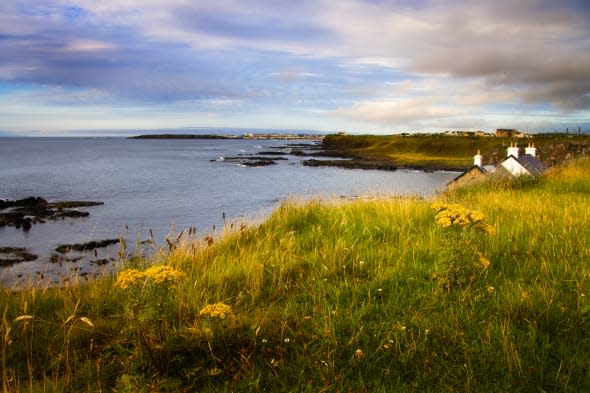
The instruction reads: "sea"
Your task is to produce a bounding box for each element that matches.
[0,137,459,287]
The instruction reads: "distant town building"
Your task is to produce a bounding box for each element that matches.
[443,130,493,137]
[495,129,525,138]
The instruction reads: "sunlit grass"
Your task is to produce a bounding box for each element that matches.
[1,158,589,392]
[323,133,590,170]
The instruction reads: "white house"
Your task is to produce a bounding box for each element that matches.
[448,143,546,188]
[499,143,546,177]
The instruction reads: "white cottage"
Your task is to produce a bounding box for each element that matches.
[499,143,546,177]
[448,143,546,189]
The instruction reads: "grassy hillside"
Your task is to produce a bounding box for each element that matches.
[2,158,590,392]
[322,133,590,169]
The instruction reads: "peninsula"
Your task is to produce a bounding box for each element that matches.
[130,133,324,141]
[306,132,590,171]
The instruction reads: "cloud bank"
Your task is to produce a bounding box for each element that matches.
[0,0,588,134]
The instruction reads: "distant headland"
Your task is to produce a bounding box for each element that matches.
[130,133,324,141]
[131,131,590,172]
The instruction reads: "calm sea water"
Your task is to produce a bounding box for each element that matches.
[0,137,458,286]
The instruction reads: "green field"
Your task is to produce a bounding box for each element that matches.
[2,157,590,392]
[322,133,590,169]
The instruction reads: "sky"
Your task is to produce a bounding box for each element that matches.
[1,0,589,136]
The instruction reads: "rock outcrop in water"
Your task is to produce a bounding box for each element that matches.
[302,159,398,171]
[0,197,103,231]
[210,155,287,167]
[0,197,121,272]
[0,247,38,266]
[55,239,120,254]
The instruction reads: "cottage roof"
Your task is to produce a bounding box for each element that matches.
[512,154,547,176]
[482,165,496,174]
[447,165,486,187]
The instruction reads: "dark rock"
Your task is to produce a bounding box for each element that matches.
[289,149,308,156]
[49,254,83,264]
[9,197,48,209]
[258,151,288,156]
[241,160,278,167]
[0,197,103,231]
[91,258,115,265]
[0,247,38,266]
[54,210,90,219]
[211,156,283,167]
[55,239,120,254]
[302,159,398,171]
[48,201,104,209]
[22,219,32,231]
[216,156,286,161]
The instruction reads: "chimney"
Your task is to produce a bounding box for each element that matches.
[473,149,482,167]
[507,142,519,158]
[525,143,536,157]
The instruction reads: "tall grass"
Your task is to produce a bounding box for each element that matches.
[1,158,589,392]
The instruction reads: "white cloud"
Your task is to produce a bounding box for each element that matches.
[1,0,588,134]
[322,0,590,111]
[66,39,115,52]
[331,97,463,125]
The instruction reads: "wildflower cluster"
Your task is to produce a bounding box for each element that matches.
[432,202,495,234]
[144,265,186,285]
[199,302,233,319]
[115,269,146,289]
[115,265,185,289]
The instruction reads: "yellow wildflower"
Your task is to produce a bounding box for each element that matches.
[479,254,491,269]
[116,265,185,289]
[199,302,233,319]
[431,202,495,234]
[144,265,185,285]
[115,269,146,289]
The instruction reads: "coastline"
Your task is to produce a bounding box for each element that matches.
[130,133,324,141]
[307,133,590,172]
[129,132,590,172]
[1,137,458,288]
[2,157,589,391]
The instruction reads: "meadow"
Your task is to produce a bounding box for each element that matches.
[321,133,590,169]
[1,157,589,392]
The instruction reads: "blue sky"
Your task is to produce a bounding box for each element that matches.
[1,0,589,136]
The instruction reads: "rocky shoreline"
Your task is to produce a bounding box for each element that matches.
[0,197,104,231]
[302,158,399,171]
[207,141,418,171]
[208,141,322,167]
[0,197,120,267]
[210,155,288,167]
[0,247,37,266]
[299,143,468,172]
